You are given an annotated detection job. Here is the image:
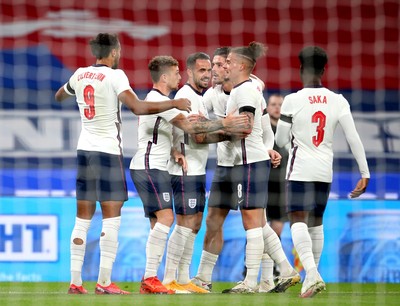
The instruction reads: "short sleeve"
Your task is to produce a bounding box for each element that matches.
[280,94,293,117]
[203,87,214,112]
[113,69,132,96]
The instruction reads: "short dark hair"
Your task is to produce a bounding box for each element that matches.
[298,46,328,75]
[268,93,283,100]
[213,47,230,58]
[230,41,267,71]
[186,52,210,69]
[148,55,179,83]
[89,33,119,59]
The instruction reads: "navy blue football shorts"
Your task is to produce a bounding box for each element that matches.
[286,180,331,217]
[76,150,128,202]
[171,174,206,215]
[208,160,270,210]
[208,166,236,210]
[130,168,173,218]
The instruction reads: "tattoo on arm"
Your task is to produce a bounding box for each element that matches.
[192,119,223,133]
[192,131,228,144]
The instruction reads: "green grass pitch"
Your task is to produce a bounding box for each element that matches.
[0,282,399,306]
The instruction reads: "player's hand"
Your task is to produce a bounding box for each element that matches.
[349,178,369,198]
[171,149,187,173]
[268,149,282,168]
[173,98,191,112]
[222,109,250,130]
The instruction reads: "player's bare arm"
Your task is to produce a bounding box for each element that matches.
[191,126,251,144]
[187,112,208,123]
[54,86,73,102]
[118,89,191,115]
[191,130,230,144]
[170,112,248,135]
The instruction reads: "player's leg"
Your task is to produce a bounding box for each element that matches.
[258,252,275,292]
[288,181,325,298]
[262,218,300,292]
[161,175,203,293]
[267,178,285,238]
[298,182,329,297]
[193,166,233,290]
[177,212,203,285]
[95,200,130,294]
[164,175,197,287]
[223,161,267,293]
[69,150,96,294]
[69,200,95,294]
[258,178,285,292]
[308,222,324,267]
[94,152,129,294]
[131,168,174,294]
[240,208,265,291]
[192,206,229,291]
[308,182,330,268]
[173,175,207,292]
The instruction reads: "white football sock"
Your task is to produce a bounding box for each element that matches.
[144,222,170,279]
[163,225,192,284]
[70,217,91,286]
[262,222,293,276]
[260,253,275,283]
[177,231,196,284]
[308,225,324,267]
[196,250,219,283]
[291,222,317,275]
[98,216,120,286]
[243,227,263,288]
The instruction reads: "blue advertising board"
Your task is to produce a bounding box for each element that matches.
[1,196,399,283]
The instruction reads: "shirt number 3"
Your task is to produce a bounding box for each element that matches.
[312,111,326,147]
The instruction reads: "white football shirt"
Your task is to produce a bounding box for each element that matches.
[64,65,132,155]
[167,84,210,176]
[203,85,234,167]
[276,86,370,182]
[226,80,268,165]
[130,89,181,171]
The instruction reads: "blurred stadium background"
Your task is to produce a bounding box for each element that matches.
[0,0,399,284]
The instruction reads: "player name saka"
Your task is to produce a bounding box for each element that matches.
[77,72,106,82]
[308,95,327,104]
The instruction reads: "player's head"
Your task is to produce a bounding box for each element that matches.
[212,47,231,85]
[213,47,230,59]
[266,93,284,121]
[89,33,121,69]
[228,42,267,73]
[186,52,211,91]
[225,42,267,83]
[148,55,181,91]
[298,46,328,76]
